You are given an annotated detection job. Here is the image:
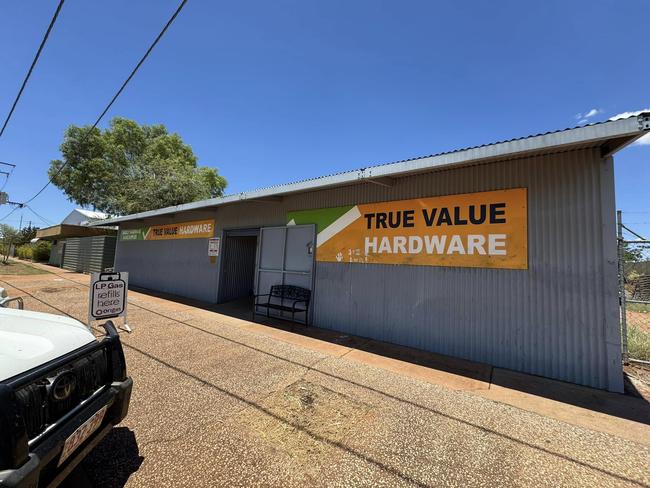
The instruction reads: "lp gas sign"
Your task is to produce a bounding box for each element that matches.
[89,271,128,323]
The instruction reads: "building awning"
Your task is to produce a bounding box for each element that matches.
[92,112,650,226]
[35,224,116,240]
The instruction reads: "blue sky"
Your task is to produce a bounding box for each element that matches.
[0,0,648,238]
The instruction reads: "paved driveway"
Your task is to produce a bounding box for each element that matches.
[1,269,649,487]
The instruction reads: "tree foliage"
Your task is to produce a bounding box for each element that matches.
[623,242,648,263]
[17,224,38,246]
[0,224,19,264]
[49,118,227,215]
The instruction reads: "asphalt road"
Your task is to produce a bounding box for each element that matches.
[2,271,649,487]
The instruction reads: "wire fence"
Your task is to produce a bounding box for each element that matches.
[618,211,650,364]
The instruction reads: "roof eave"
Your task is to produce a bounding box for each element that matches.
[35,224,117,240]
[93,113,649,226]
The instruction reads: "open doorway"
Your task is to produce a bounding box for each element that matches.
[218,229,259,305]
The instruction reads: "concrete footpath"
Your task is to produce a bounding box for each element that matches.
[1,263,649,487]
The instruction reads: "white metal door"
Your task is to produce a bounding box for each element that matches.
[255,224,315,321]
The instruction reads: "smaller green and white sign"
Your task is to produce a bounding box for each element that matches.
[120,228,147,241]
[119,219,215,241]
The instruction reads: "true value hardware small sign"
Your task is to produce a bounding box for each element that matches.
[88,271,129,326]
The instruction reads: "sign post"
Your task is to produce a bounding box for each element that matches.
[88,271,130,332]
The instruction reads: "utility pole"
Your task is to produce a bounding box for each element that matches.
[617,210,628,363]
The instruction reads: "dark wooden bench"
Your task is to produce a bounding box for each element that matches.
[253,284,311,324]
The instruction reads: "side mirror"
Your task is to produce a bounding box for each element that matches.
[0,288,7,299]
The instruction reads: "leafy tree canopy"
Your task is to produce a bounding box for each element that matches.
[0,224,19,263]
[623,242,648,263]
[49,117,227,215]
[17,224,38,246]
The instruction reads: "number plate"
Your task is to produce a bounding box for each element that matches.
[58,405,107,467]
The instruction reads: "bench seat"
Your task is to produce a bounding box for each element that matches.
[253,284,311,325]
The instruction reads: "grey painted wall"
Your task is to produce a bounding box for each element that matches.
[115,210,218,302]
[116,237,217,303]
[115,147,622,390]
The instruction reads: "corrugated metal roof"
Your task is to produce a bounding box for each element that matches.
[75,208,108,219]
[94,113,650,225]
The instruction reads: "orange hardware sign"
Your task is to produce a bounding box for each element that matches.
[288,188,528,270]
[120,219,215,241]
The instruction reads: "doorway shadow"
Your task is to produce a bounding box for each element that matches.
[129,286,650,426]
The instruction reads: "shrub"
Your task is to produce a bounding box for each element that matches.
[16,245,33,260]
[628,325,650,361]
[32,241,51,262]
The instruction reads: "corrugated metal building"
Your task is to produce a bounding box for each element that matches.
[36,208,115,269]
[61,235,117,273]
[95,114,650,392]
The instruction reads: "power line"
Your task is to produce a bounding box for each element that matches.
[0,0,65,139]
[24,205,53,226]
[0,205,21,224]
[0,165,15,192]
[22,0,189,206]
[0,204,52,227]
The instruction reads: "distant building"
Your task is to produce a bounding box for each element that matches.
[61,208,109,226]
[35,209,116,272]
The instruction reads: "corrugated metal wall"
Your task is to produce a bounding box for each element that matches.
[62,236,116,273]
[115,210,218,302]
[89,236,116,272]
[219,235,258,302]
[62,238,80,271]
[313,150,619,390]
[115,147,621,390]
[49,240,64,266]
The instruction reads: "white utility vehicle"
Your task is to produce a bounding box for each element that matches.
[0,289,132,488]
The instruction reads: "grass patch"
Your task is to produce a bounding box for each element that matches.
[628,302,650,313]
[0,261,48,276]
[629,324,650,361]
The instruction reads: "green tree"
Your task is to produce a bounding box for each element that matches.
[17,224,38,246]
[49,117,227,215]
[0,224,19,264]
[623,242,647,263]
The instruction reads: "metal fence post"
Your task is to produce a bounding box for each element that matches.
[617,210,629,363]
